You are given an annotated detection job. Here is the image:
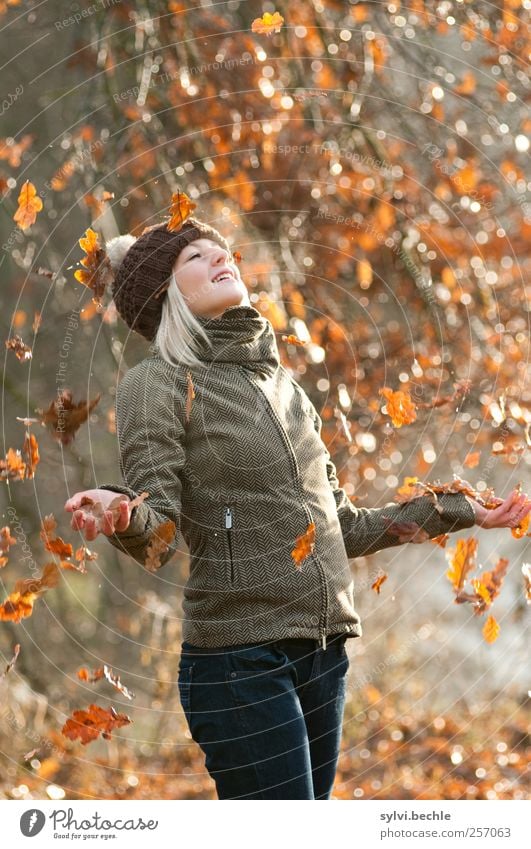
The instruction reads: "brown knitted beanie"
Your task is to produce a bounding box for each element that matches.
[106,217,231,342]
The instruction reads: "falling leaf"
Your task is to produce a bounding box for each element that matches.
[22,432,39,479]
[446,538,478,593]
[291,522,316,569]
[458,557,510,614]
[281,334,307,346]
[185,371,195,424]
[396,476,419,498]
[232,250,243,263]
[37,389,101,445]
[0,432,40,482]
[482,615,500,644]
[145,520,176,572]
[40,515,73,559]
[77,664,135,700]
[522,563,531,604]
[251,11,284,36]
[379,387,417,427]
[74,228,113,305]
[0,562,59,622]
[0,525,17,567]
[371,573,388,594]
[13,180,43,230]
[463,451,481,469]
[0,643,20,680]
[5,335,32,362]
[167,190,197,233]
[61,704,132,745]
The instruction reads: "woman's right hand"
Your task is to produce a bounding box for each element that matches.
[64,489,132,542]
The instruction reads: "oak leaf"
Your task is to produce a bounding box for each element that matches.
[0,562,59,622]
[74,228,113,304]
[13,180,43,230]
[145,520,176,572]
[379,387,417,427]
[251,11,284,35]
[61,704,132,745]
[37,389,101,445]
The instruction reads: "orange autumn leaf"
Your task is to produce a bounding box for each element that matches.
[457,557,510,614]
[251,11,284,36]
[167,190,197,233]
[22,432,39,479]
[464,451,481,469]
[13,180,43,231]
[396,476,419,498]
[291,522,316,569]
[371,573,388,594]
[61,704,132,745]
[145,520,176,572]
[445,537,478,592]
[281,334,307,347]
[0,562,59,623]
[511,512,530,539]
[74,227,113,304]
[379,387,417,428]
[431,533,450,548]
[482,615,500,644]
[40,514,73,559]
[232,250,243,263]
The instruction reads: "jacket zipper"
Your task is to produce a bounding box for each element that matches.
[225,506,234,583]
[238,368,329,650]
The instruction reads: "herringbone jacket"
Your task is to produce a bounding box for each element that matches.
[100,304,476,648]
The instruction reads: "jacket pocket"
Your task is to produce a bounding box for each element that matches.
[224,505,235,583]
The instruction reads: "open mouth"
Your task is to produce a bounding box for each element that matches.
[211,271,235,284]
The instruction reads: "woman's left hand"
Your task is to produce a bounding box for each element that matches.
[465,487,531,529]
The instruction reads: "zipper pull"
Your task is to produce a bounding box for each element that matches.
[321,632,327,651]
[225,507,233,529]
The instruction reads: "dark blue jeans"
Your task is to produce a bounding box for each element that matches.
[177,633,349,799]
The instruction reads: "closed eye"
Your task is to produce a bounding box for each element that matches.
[187,252,200,261]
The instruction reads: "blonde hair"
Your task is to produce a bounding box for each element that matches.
[153,273,213,369]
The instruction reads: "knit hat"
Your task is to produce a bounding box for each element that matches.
[106,217,231,342]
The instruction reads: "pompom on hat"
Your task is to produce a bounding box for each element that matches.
[106,216,231,342]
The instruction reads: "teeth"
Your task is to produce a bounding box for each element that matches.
[213,273,232,283]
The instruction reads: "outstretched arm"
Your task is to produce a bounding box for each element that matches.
[313,411,477,557]
[94,364,186,568]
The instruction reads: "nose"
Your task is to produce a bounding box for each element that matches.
[211,246,229,265]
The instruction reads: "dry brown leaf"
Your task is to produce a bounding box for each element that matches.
[291,522,316,569]
[145,520,176,572]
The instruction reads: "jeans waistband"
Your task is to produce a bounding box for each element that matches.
[181,633,347,654]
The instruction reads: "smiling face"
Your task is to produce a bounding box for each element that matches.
[171,237,250,319]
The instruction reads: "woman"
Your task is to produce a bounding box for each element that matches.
[65,215,531,800]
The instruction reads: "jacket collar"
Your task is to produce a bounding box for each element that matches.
[150,304,280,377]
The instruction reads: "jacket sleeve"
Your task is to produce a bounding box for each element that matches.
[313,412,477,558]
[98,364,186,568]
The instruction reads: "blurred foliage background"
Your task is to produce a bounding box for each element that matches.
[0,0,529,800]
